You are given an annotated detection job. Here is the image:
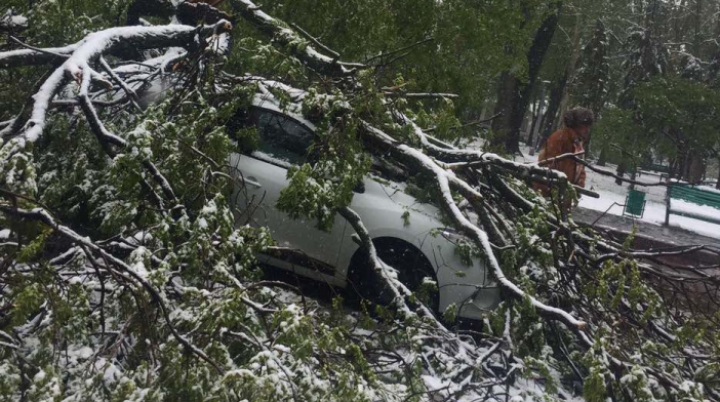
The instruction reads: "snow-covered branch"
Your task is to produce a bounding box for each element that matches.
[0,11,27,33]
[360,121,589,334]
[338,206,441,322]
[0,20,232,157]
[0,205,225,374]
[383,92,460,99]
[229,0,365,76]
[0,44,77,69]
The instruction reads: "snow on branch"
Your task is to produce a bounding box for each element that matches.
[126,0,235,26]
[0,11,27,33]
[359,121,589,335]
[0,20,232,157]
[0,205,225,374]
[1,4,717,399]
[383,92,460,99]
[358,114,719,396]
[0,43,78,68]
[229,0,365,76]
[338,206,440,322]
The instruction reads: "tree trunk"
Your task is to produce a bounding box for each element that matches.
[525,99,540,147]
[676,149,687,181]
[693,0,703,55]
[527,84,546,148]
[556,12,583,129]
[597,148,607,166]
[536,71,568,150]
[527,103,538,146]
[491,3,562,154]
[615,162,626,185]
[684,150,706,183]
[669,157,679,180]
[490,71,521,152]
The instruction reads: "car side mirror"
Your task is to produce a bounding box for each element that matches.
[353,180,365,193]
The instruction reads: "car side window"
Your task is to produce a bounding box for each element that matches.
[253,110,314,166]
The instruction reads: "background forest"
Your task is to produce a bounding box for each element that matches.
[250,0,720,184]
[5,1,720,179]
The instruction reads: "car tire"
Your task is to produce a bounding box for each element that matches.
[346,237,439,314]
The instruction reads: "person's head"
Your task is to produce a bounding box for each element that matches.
[563,107,594,141]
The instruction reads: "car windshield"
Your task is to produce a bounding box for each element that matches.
[228,107,315,166]
[253,110,314,165]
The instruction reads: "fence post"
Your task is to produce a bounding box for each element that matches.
[663,175,671,226]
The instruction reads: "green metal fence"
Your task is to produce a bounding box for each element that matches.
[665,184,720,225]
[624,189,646,218]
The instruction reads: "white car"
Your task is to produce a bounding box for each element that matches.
[228,104,499,320]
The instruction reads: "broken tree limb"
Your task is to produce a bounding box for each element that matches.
[338,206,441,323]
[423,112,501,134]
[8,36,70,61]
[1,2,717,398]
[359,121,590,338]
[0,44,77,69]
[0,20,233,162]
[529,174,599,198]
[289,22,340,60]
[98,56,143,112]
[562,154,673,187]
[0,205,225,374]
[229,0,365,75]
[535,151,585,166]
[383,92,460,99]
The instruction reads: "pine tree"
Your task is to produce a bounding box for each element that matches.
[574,19,610,117]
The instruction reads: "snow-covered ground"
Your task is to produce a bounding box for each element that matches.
[512,145,720,239]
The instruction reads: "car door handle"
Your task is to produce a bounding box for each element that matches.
[244,176,263,188]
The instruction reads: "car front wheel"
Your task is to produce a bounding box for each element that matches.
[346,238,439,315]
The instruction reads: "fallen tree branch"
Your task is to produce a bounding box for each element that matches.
[364,36,434,65]
[229,0,365,75]
[383,92,459,99]
[98,56,143,112]
[0,205,224,374]
[1,3,716,399]
[359,121,590,338]
[338,206,441,323]
[0,12,27,33]
[289,22,340,60]
[535,151,585,167]
[8,36,70,61]
[563,154,673,187]
[0,44,76,68]
[0,20,232,162]
[423,112,502,133]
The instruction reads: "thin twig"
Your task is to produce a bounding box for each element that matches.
[98,56,143,112]
[9,36,70,60]
[289,22,340,59]
[364,36,434,64]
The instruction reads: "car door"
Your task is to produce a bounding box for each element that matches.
[228,108,349,279]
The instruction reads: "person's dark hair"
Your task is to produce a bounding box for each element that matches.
[563,107,594,128]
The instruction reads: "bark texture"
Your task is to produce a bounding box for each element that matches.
[491,3,562,154]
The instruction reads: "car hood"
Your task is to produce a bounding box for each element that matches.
[363,176,445,221]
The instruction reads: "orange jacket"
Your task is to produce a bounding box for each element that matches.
[536,127,586,195]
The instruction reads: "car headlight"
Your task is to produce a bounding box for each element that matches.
[439,228,479,267]
[440,228,469,244]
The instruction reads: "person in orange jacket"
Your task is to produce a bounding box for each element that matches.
[535,107,594,198]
